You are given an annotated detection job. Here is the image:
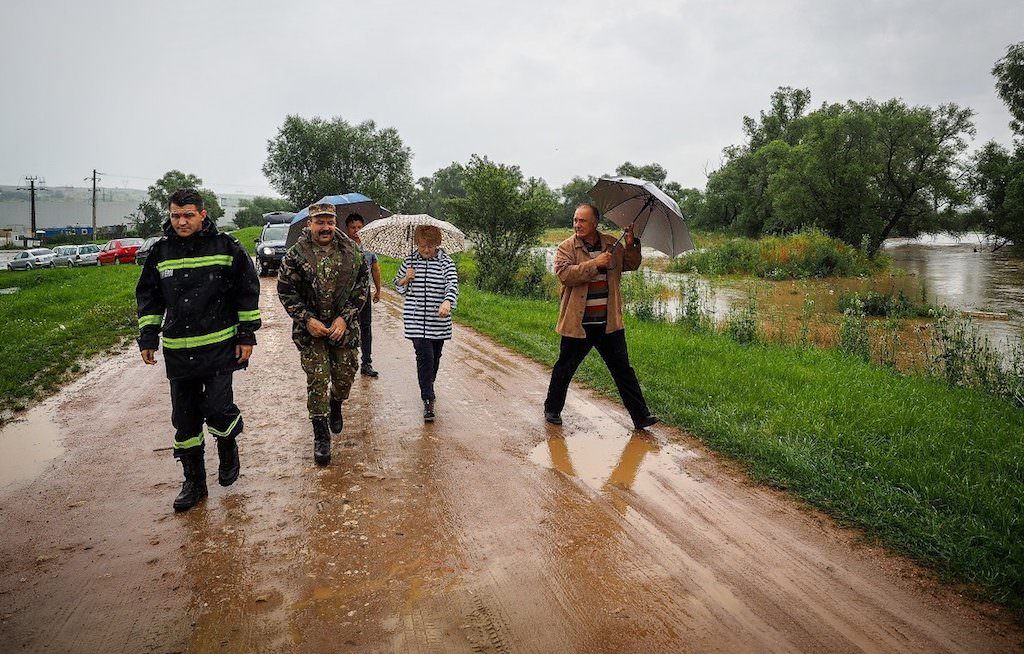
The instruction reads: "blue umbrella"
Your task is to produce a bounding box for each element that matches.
[286,193,391,247]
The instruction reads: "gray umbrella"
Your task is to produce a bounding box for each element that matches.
[588,176,694,257]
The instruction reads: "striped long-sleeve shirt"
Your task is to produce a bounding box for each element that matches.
[394,250,459,340]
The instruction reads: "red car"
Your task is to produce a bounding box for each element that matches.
[98,238,145,265]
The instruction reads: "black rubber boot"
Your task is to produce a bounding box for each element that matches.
[360,363,379,378]
[173,450,208,512]
[216,436,240,487]
[423,399,435,423]
[329,398,344,434]
[312,417,331,466]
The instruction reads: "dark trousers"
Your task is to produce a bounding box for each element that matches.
[169,372,242,458]
[411,338,445,401]
[544,325,650,423]
[359,297,372,366]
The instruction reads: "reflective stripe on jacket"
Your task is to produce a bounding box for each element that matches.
[136,219,261,380]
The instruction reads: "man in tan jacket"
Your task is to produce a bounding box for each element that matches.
[543,203,659,430]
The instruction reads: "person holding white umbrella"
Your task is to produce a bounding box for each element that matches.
[367,219,461,422]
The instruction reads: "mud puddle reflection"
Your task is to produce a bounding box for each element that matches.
[0,405,64,491]
[529,429,699,516]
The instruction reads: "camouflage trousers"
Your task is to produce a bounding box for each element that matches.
[299,340,359,418]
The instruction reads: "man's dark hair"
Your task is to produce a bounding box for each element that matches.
[345,212,365,226]
[168,188,205,211]
[575,202,600,222]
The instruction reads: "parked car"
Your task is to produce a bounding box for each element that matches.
[98,238,145,265]
[7,248,56,271]
[51,245,78,267]
[52,244,101,267]
[73,244,102,266]
[254,221,291,276]
[134,236,162,267]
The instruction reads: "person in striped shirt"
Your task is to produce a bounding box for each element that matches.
[394,225,459,422]
[543,203,658,430]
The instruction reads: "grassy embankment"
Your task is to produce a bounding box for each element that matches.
[380,256,1024,611]
[0,227,256,416]
[0,266,141,416]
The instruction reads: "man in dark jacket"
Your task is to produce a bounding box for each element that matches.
[277,203,368,466]
[137,188,261,511]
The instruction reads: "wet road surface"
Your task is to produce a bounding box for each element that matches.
[0,279,1021,652]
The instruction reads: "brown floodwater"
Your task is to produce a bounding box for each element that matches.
[884,234,1023,346]
[0,405,63,491]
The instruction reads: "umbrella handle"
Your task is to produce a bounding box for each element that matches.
[607,196,652,255]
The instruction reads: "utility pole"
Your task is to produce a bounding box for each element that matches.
[16,175,47,241]
[84,169,104,236]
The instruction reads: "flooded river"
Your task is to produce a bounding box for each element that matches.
[884,234,1023,346]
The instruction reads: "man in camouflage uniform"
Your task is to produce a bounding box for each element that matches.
[277,203,368,465]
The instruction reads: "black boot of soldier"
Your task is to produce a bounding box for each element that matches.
[173,450,208,512]
[329,398,344,434]
[312,417,332,466]
[216,436,240,487]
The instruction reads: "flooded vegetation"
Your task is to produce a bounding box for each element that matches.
[538,231,1024,406]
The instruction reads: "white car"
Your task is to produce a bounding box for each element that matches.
[7,248,56,271]
[52,244,101,267]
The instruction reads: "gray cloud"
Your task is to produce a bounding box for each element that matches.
[2,0,1020,196]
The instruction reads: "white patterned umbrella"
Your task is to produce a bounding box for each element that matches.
[357,214,466,258]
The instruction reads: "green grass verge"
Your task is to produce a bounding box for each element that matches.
[380,257,1024,610]
[229,226,263,255]
[0,266,141,415]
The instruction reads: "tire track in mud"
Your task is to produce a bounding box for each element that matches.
[0,281,1021,652]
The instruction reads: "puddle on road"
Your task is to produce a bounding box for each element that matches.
[0,405,64,491]
[529,429,699,514]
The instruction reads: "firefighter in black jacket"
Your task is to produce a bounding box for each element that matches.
[136,188,261,512]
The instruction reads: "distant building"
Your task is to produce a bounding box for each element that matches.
[42,226,94,238]
[96,224,127,239]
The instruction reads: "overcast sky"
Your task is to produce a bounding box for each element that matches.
[3,0,1021,197]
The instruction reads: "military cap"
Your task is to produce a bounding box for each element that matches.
[308,203,336,218]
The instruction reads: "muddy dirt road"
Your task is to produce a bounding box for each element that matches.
[1,279,1021,653]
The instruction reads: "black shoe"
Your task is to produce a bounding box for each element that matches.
[544,411,563,425]
[312,417,332,465]
[173,450,208,512]
[634,414,660,430]
[329,398,344,434]
[360,364,379,378]
[215,436,240,487]
[423,399,435,423]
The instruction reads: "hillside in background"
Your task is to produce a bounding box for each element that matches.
[0,185,254,231]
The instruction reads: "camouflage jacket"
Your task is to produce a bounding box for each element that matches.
[277,228,368,349]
